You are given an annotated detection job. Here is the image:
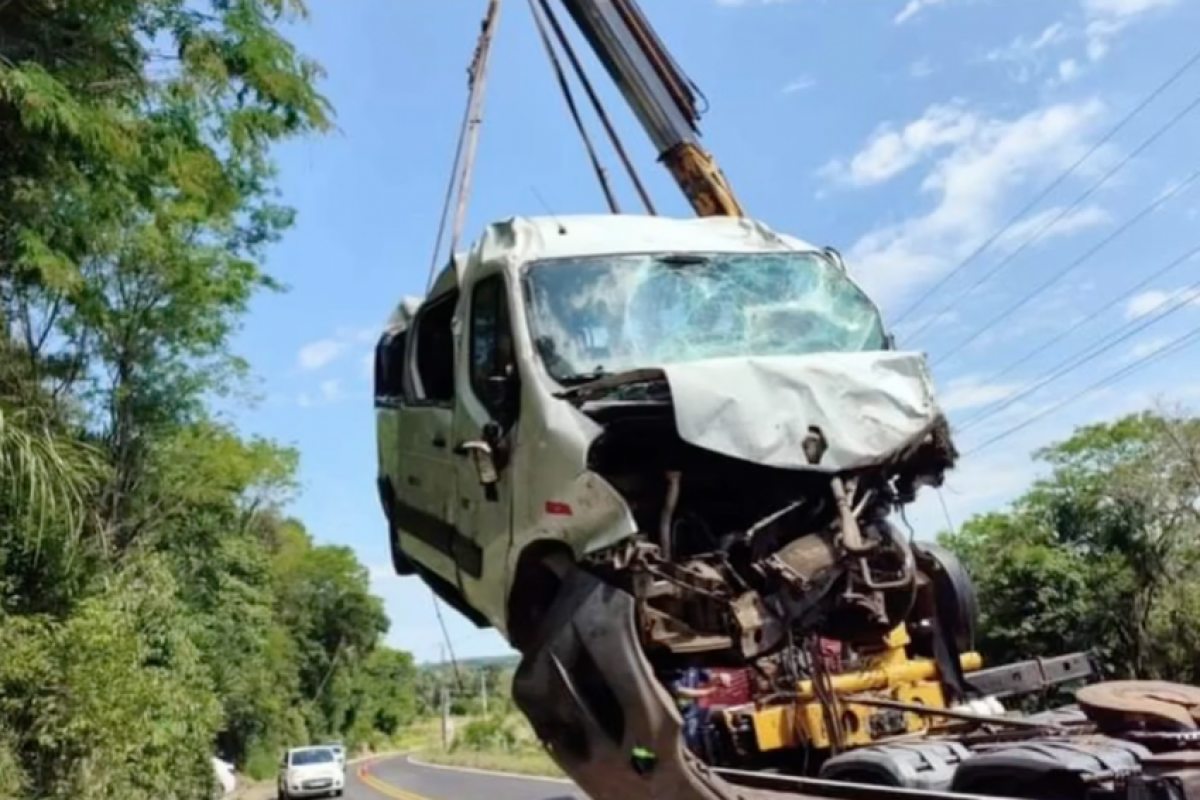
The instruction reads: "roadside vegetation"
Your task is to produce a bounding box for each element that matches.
[398,662,563,778]
[942,407,1200,684]
[0,1,419,798]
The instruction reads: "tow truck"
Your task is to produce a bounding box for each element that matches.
[374,2,1200,800]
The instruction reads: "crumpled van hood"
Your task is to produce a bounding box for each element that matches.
[661,351,942,472]
[565,351,945,473]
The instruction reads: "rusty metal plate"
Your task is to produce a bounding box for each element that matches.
[1077,680,1200,731]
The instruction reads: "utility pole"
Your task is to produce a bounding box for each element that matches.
[438,644,452,750]
[480,670,488,716]
[440,683,451,751]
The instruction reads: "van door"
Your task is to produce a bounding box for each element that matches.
[391,289,460,585]
[451,272,519,618]
[373,325,415,575]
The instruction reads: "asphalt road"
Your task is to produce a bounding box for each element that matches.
[353,755,585,800]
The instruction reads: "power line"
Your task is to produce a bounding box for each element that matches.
[902,40,1200,328]
[931,156,1200,368]
[936,487,957,537]
[431,593,465,692]
[964,324,1200,457]
[960,261,1200,438]
[906,88,1200,347]
[896,41,1200,328]
[953,237,1200,394]
[956,253,1200,434]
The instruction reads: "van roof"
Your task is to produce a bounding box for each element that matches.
[385,213,824,335]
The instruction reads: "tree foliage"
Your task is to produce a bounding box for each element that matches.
[1,2,417,798]
[941,408,1200,683]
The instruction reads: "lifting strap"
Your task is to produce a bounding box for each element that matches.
[532,0,657,215]
[528,0,621,213]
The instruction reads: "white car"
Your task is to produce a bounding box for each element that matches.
[319,743,345,767]
[277,746,344,799]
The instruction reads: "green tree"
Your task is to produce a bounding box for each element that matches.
[943,409,1200,682]
[1,1,422,796]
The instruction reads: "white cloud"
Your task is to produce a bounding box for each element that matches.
[1057,58,1082,82]
[939,375,1025,412]
[990,205,1111,253]
[984,22,1069,83]
[831,98,1108,305]
[1083,0,1178,63]
[909,58,936,79]
[819,102,981,187]
[1082,0,1178,20]
[320,379,342,402]
[1128,335,1173,360]
[782,74,816,94]
[296,379,351,409]
[295,325,379,372]
[297,339,345,371]
[1125,287,1200,319]
[895,0,949,25]
[978,0,1178,85]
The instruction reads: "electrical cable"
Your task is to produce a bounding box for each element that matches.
[931,156,1200,368]
[528,0,621,213]
[955,240,1200,433]
[936,487,957,537]
[964,324,1200,457]
[895,42,1200,328]
[958,268,1200,435]
[432,593,465,693]
[955,237,1200,397]
[424,90,472,292]
[906,89,1200,348]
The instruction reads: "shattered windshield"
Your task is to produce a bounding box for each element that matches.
[522,251,886,383]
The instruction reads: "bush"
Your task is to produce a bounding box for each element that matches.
[453,716,518,752]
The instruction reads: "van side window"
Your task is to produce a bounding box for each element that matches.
[373,328,408,404]
[469,275,516,416]
[412,291,458,404]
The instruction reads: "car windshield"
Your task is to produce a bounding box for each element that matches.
[291,748,334,766]
[522,250,886,383]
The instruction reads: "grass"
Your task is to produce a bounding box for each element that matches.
[402,712,564,779]
[417,747,564,778]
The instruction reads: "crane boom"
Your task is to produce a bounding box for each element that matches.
[555,0,746,217]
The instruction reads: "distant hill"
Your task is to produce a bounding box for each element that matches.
[420,653,520,671]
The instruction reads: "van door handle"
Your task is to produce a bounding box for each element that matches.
[431,435,447,449]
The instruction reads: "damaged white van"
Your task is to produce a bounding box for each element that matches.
[373,213,967,800]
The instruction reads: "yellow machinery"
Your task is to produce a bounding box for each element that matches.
[750,627,984,753]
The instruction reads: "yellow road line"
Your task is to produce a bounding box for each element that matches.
[357,759,436,800]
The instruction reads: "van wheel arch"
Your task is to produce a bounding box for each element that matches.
[506,540,576,653]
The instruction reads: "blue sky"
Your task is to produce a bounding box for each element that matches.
[231,0,1200,663]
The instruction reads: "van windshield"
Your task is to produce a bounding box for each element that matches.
[522,251,886,383]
